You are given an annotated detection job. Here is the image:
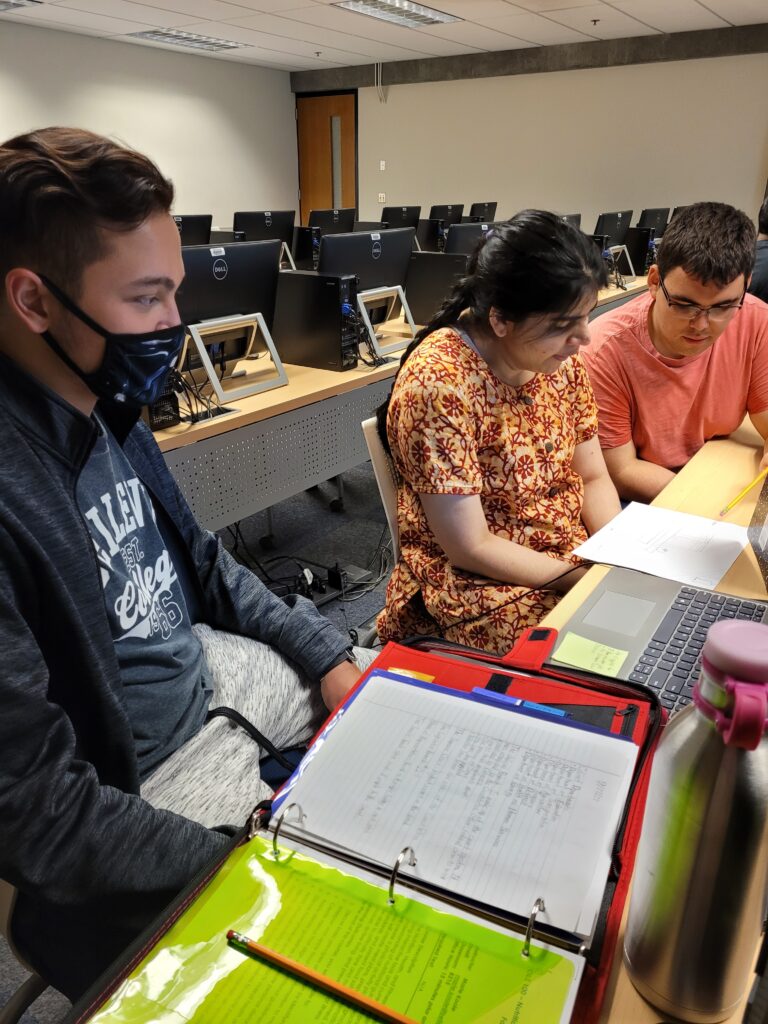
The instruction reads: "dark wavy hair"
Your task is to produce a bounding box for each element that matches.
[377,209,607,446]
[758,196,768,237]
[657,201,756,287]
[0,126,174,296]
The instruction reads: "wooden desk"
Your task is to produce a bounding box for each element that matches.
[544,422,764,1023]
[157,276,647,532]
[592,275,648,318]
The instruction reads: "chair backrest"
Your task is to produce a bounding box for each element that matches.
[0,879,48,1024]
[362,416,400,562]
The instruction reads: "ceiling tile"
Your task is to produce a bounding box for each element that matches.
[475,11,594,43]
[220,0,318,10]
[224,9,332,33]
[699,0,768,25]
[127,0,262,17]
[502,0,596,11]
[2,4,155,33]
[547,4,659,38]
[226,11,427,57]
[272,2,470,52]
[175,17,366,59]
[611,0,728,33]
[227,48,338,67]
[425,0,520,15]
[56,0,198,27]
[420,20,533,48]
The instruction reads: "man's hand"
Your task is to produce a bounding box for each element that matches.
[320,659,361,712]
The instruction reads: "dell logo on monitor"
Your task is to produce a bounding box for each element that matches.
[212,258,228,280]
[371,240,382,260]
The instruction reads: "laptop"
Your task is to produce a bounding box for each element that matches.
[547,482,768,713]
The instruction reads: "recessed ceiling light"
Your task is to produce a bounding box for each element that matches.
[333,0,459,29]
[129,29,242,52]
[0,0,44,13]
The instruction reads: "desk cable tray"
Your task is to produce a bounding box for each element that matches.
[184,311,288,403]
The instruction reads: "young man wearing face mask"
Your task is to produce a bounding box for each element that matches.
[0,127,373,1001]
[583,202,768,502]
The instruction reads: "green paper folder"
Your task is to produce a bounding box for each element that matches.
[88,836,581,1024]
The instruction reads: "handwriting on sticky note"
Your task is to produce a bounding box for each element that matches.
[552,632,629,676]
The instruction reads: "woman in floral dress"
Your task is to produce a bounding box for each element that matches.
[377,210,621,655]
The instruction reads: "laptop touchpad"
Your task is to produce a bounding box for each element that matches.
[582,591,656,637]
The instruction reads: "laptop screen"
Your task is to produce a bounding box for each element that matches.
[747,476,768,590]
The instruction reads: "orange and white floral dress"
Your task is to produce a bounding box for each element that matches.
[377,325,599,655]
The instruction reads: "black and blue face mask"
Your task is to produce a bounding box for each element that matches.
[39,275,186,408]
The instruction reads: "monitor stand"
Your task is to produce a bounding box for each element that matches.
[281,241,296,270]
[357,285,416,360]
[608,244,636,283]
[184,312,288,403]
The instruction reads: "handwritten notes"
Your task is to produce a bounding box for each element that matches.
[275,673,637,938]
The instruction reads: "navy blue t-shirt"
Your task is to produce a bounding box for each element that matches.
[77,414,211,777]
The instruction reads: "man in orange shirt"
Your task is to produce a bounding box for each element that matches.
[584,202,768,501]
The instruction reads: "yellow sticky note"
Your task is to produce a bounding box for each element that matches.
[552,632,629,676]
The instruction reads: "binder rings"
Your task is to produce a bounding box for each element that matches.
[67,627,662,1024]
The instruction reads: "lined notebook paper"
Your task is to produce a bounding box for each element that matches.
[275,672,637,939]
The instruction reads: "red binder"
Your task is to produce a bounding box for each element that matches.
[69,626,663,1024]
[355,628,664,1024]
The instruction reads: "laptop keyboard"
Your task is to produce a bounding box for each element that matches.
[628,587,767,714]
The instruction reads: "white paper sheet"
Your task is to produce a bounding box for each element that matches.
[276,673,637,939]
[574,502,749,589]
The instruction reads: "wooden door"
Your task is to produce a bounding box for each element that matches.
[296,92,356,226]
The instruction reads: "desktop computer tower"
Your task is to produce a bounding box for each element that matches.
[272,271,359,371]
[292,226,322,271]
[416,218,446,252]
[618,226,655,276]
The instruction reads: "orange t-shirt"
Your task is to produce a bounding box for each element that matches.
[583,292,768,469]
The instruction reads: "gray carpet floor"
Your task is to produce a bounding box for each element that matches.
[1,461,390,1022]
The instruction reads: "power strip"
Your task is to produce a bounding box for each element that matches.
[281,563,373,608]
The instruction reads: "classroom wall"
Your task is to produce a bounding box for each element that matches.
[358,54,768,231]
[0,20,298,228]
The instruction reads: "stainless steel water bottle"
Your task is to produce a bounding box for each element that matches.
[624,619,768,1023]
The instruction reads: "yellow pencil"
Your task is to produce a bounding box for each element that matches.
[226,930,418,1024]
[718,467,768,517]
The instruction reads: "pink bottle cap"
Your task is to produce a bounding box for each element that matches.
[703,620,768,682]
[697,620,768,749]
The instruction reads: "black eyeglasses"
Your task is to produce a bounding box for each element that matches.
[658,275,745,323]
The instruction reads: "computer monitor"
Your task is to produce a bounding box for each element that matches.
[232,210,295,247]
[405,251,469,325]
[381,206,421,231]
[317,227,415,292]
[593,210,633,247]
[308,208,356,234]
[561,213,582,229]
[468,202,497,222]
[177,240,282,329]
[444,222,493,255]
[671,205,689,222]
[173,214,212,246]
[428,204,464,227]
[638,208,670,237]
[177,240,287,402]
